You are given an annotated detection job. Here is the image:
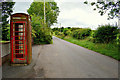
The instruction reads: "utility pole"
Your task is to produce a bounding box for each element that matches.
[60,23,61,32]
[44,0,46,25]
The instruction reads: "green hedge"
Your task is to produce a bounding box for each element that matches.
[93,25,119,43]
[33,27,52,44]
[73,28,91,39]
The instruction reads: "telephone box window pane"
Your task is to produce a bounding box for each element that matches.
[18,33,23,36]
[15,45,23,49]
[15,50,23,53]
[13,24,15,36]
[16,54,24,58]
[15,36,24,40]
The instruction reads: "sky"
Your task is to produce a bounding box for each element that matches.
[12,0,118,30]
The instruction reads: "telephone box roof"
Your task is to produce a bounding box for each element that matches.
[11,13,30,16]
[11,13,31,20]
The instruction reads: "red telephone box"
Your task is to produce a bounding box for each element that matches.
[10,13,32,65]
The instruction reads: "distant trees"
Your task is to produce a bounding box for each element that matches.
[52,25,119,44]
[2,2,15,40]
[52,27,91,39]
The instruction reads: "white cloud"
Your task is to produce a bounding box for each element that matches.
[12,0,118,30]
[53,1,118,30]
[13,0,33,2]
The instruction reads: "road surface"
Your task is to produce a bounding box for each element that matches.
[2,36,118,78]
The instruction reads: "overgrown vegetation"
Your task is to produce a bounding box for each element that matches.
[28,2,59,44]
[33,26,52,44]
[52,25,119,60]
[73,28,91,39]
[93,25,118,43]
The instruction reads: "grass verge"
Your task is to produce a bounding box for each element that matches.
[56,36,119,61]
[0,40,10,43]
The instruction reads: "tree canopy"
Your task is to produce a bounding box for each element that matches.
[27,2,60,44]
[84,0,120,20]
[27,2,60,27]
[2,2,15,40]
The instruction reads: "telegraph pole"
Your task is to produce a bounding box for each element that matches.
[60,23,61,32]
[44,0,46,25]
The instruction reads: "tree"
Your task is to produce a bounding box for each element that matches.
[27,2,60,44]
[2,2,15,40]
[27,2,60,27]
[84,0,120,20]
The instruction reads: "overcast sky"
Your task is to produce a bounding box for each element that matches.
[12,0,118,30]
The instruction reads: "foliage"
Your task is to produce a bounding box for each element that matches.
[60,27,64,32]
[73,28,91,39]
[6,24,10,40]
[57,32,64,36]
[84,0,120,19]
[116,32,120,45]
[54,31,59,35]
[27,2,60,27]
[32,28,36,38]
[52,27,60,32]
[53,26,119,60]
[31,14,52,44]
[93,25,118,43]
[70,27,82,31]
[28,2,59,44]
[63,28,69,36]
[30,14,53,44]
[67,27,71,29]
[30,14,42,28]
[54,31,63,36]
[2,2,15,40]
[33,27,52,44]
[65,30,72,36]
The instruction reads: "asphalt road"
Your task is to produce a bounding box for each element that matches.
[35,36,118,78]
[2,36,118,78]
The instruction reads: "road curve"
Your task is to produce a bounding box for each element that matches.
[35,36,118,78]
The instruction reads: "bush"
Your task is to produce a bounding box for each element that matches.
[66,30,72,36]
[55,31,65,39]
[7,25,10,40]
[52,27,59,32]
[70,27,82,31]
[57,32,64,36]
[73,28,91,39]
[63,28,69,36]
[2,24,10,41]
[54,31,59,35]
[93,25,119,43]
[116,33,120,45]
[33,27,52,44]
[32,28,36,38]
[63,29,72,36]
[60,27,64,32]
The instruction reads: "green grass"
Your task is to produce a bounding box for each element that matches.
[0,40,10,43]
[57,36,119,61]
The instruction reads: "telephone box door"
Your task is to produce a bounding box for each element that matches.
[11,21,27,63]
